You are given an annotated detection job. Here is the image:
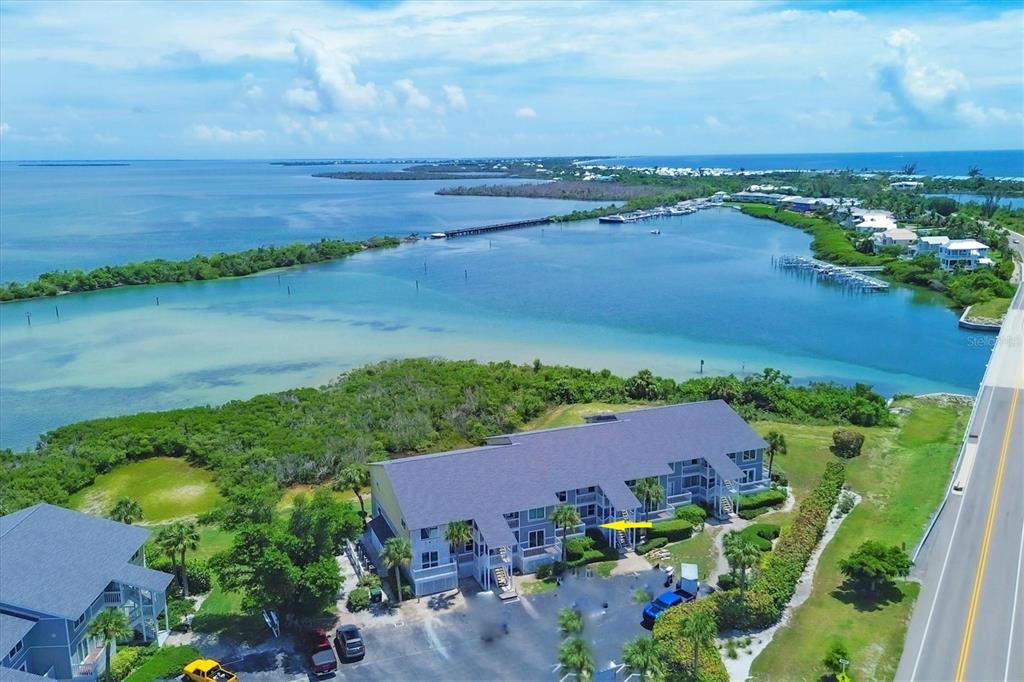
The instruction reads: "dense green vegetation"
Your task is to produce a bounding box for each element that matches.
[1,359,892,514]
[0,236,400,302]
[437,180,666,200]
[549,190,696,222]
[749,398,968,680]
[737,203,880,265]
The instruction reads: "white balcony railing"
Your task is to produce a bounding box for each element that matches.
[412,561,457,580]
[521,541,561,558]
[103,591,122,605]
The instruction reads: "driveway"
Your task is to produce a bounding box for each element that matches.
[235,567,671,681]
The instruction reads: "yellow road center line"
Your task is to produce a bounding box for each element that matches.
[956,383,1021,681]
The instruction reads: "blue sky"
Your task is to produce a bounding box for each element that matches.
[0,0,1021,159]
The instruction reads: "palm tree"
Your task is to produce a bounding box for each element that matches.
[381,536,413,602]
[558,607,583,635]
[723,534,761,594]
[634,477,664,521]
[109,498,143,525]
[156,521,200,596]
[765,431,787,481]
[549,505,581,561]
[558,636,594,680]
[444,521,473,593]
[87,608,132,682]
[333,463,371,519]
[678,609,717,676]
[622,635,666,681]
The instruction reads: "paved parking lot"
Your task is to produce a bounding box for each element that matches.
[234,567,672,681]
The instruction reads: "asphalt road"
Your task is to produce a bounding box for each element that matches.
[897,282,1024,682]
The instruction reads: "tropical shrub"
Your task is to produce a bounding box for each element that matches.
[738,488,787,512]
[111,645,156,682]
[565,535,595,559]
[717,573,738,591]
[636,537,668,555]
[347,588,371,612]
[831,429,865,458]
[674,504,707,528]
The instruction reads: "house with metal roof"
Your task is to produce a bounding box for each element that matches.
[362,400,770,599]
[0,504,173,681]
[938,239,993,272]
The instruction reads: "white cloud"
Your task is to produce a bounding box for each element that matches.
[187,124,265,143]
[394,79,432,111]
[704,115,724,129]
[442,84,467,111]
[515,106,537,118]
[0,122,10,137]
[284,87,321,113]
[289,30,379,113]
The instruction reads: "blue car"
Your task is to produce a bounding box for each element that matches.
[642,589,694,626]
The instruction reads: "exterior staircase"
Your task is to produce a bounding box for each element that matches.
[720,496,734,516]
[497,546,510,564]
[617,509,633,550]
[493,567,518,602]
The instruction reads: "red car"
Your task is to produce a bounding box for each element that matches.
[308,630,338,676]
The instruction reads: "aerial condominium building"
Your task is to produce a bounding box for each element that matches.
[362,400,770,598]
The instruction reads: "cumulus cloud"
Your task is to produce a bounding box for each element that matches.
[515,106,537,118]
[187,124,265,143]
[0,122,10,136]
[289,30,378,113]
[284,87,321,113]
[442,84,467,111]
[870,27,1013,129]
[704,115,724,129]
[394,79,432,111]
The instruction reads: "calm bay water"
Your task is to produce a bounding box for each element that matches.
[594,150,1024,178]
[0,160,601,283]
[0,203,988,449]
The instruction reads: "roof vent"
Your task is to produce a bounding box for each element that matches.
[584,413,618,424]
[485,435,515,446]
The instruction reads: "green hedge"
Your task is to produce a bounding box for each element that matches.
[735,524,781,553]
[647,518,695,542]
[347,587,370,612]
[738,488,787,511]
[636,536,668,554]
[124,645,202,682]
[674,503,707,527]
[111,645,156,682]
[651,463,846,639]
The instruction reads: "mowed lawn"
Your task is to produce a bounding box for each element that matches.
[524,402,642,430]
[68,456,219,522]
[750,398,969,682]
[645,529,717,580]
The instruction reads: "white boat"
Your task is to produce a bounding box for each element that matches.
[650,229,661,235]
[599,215,628,223]
[429,232,447,239]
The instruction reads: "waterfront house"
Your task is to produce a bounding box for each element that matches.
[889,181,924,192]
[1,505,173,682]
[362,401,770,598]
[938,239,993,271]
[914,235,950,256]
[731,191,785,205]
[841,208,897,232]
[874,228,919,248]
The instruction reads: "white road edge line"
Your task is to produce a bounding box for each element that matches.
[1003,432,1024,682]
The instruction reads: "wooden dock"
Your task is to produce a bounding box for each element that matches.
[775,255,889,291]
[443,217,551,239]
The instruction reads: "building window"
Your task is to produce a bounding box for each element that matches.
[463,540,474,553]
[683,475,702,489]
[8,640,23,660]
[528,529,544,548]
[689,458,700,465]
[420,551,439,569]
[528,507,545,521]
[557,491,567,502]
[743,450,757,462]
[73,612,87,629]
[420,527,438,540]
[585,504,596,517]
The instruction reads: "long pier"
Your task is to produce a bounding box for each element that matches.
[443,217,551,238]
[775,255,889,291]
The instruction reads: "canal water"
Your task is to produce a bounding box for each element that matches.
[1,202,988,449]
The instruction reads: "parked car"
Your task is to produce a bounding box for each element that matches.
[642,588,696,626]
[308,629,338,676]
[335,624,366,661]
[183,659,238,682]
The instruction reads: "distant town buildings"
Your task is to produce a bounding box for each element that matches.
[890,180,925,192]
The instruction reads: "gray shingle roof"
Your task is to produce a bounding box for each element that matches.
[0,667,47,682]
[112,564,174,594]
[0,504,166,619]
[0,613,36,657]
[377,400,764,532]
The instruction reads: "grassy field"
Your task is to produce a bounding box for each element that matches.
[645,530,717,580]
[68,457,219,522]
[123,645,201,682]
[966,297,1011,321]
[749,397,969,682]
[277,483,361,512]
[523,402,640,430]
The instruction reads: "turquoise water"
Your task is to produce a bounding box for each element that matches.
[925,193,1024,210]
[0,207,987,449]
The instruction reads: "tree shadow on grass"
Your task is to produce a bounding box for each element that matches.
[191,611,268,645]
[830,579,905,612]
